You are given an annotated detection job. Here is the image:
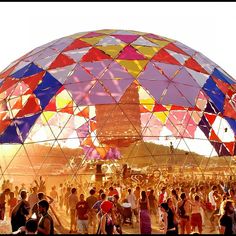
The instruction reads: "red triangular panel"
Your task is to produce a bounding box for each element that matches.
[77,107,89,118]
[170,105,186,111]
[0,77,17,94]
[184,58,208,74]
[90,120,96,132]
[209,129,221,142]
[224,142,235,156]
[205,113,217,125]
[81,48,112,62]
[12,97,23,110]
[45,99,57,112]
[60,101,74,114]
[48,54,75,69]
[152,49,181,65]
[164,43,189,55]
[0,112,11,134]
[23,71,45,91]
[152,104,168,112]
[211,76,229,94]
[0,65,17,79]
[63,39,91,52]
[15,96,41,117]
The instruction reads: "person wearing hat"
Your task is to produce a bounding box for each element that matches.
[97,200,115,234]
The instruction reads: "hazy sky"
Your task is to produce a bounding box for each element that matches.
[0,2,236,80]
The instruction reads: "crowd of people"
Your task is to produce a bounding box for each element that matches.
[0,172,236,234]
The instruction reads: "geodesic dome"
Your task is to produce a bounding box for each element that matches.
[0,29,235,181]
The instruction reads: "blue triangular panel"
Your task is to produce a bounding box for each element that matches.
[23,63,43,77]
[212,68,235,85]
[0,123,22,144]
[11,63,31,79]
[34,72,62,109]
[15,113,41,142]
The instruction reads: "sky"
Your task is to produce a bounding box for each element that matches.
[0,2,236,79]
[0,2,235,157]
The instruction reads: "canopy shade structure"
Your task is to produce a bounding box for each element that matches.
[0,29,235,181]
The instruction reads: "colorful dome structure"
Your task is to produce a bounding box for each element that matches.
[0,29,235,181]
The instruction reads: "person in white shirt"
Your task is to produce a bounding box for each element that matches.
[126,189,138,223]
[208,185,217,209]
[208,185,218,231]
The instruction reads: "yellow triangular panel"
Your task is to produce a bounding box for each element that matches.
[95,29,117,35]
[133,46,161,59]
[42,111,56,124]
[80,36,106,45]
[116,60,148,78]
[96,45,126,58]
[153,111,169,124]
[144,37,170,48]
[56,90,72,110]
[70,32,88,39]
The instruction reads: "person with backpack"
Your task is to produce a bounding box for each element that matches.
[177,192,191,234]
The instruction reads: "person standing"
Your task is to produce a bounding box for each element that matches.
[126,188,138,223]
[37,200,54,235]
[8,192,17,218]
[0,188,10,220]
[177,192,191,234]
[190,195,205,234]
[11,190,30,232]
[98,200,115,234]
[28,187,38,215]
[160,202,177,235]
[68,188,78,233]
[86,189,98,234]
[76,194,89,234]
[138,191,152,234]
[148,189,158,224]
[219,200,235,235]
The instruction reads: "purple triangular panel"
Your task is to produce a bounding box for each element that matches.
[137,62,168,81]
[65,64,94,84]
[50,37,74,53]
[87,82,115,105]
[48,64,76,84]
[174,83,200,107]
[100,61,135,80]
[80,60,113,79]
[172,68,201,88]
[64,81,96,105]
[152,62,181,79]
[174,41,196,57]
[101,78,133,102]
[161,83,192,107]
[139,80,168,103]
